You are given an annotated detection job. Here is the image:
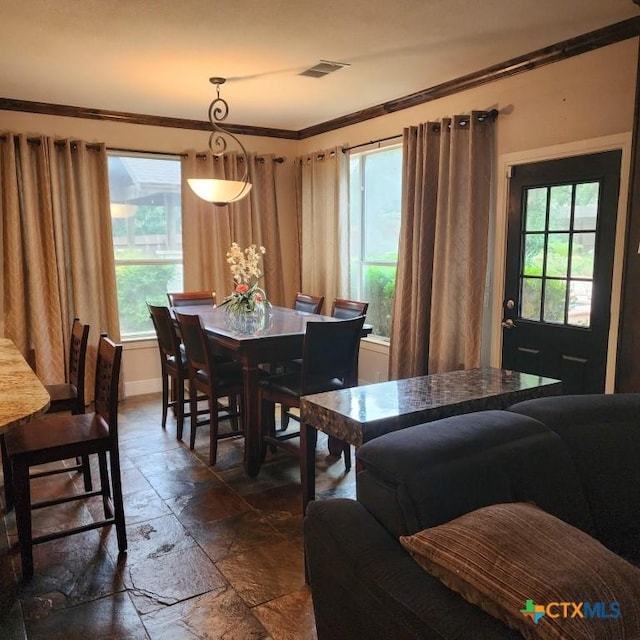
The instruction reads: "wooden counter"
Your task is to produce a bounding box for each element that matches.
[0,338,50,435]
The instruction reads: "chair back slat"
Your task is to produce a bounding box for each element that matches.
[301,316,366,393]
[68,318,90,406]
[174,312,212,378]
[147,304,181,361]
[294,292,325,315]
[93,334,123,435]
[331,298,369,320]
[168,290,216,308]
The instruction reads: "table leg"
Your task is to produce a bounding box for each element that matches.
[242,363,263,477]
[300,421,318,513]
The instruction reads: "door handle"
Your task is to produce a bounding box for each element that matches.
[501,319,516,329]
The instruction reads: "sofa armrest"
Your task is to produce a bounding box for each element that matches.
[304,499,523,640]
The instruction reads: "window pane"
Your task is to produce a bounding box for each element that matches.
[574,182,599,231]
[522,233,544,276]
[568,280,592,328]
[543,279,567,323]
[363,148,402,261]
[108,154,183,338]
[109,156,182,260]
[362,264,396,338]
[521,278,542,320]
[571,232,595,278]
[349,145,401,339]
[115,263,183,337]
[546,233,569,278]
[548,185,572,231]
[524,188,546,232]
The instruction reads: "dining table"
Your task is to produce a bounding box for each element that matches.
[176,304,371,477]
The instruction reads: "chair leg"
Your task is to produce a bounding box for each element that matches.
[189,381,198,451]
[280,407,290,431]
[175,375,186,441]
[12,458,34,581]
[342,442,352,471]
[109,446,127,554]
[161,370,169,429]
[327,435,345,458]
[0,435,14,511]
[229,394,240,431]
[98,451,113,518]
[261,398,276,458]
[300,422,318,513]
[79,454,92,492]
[208,395,220,466]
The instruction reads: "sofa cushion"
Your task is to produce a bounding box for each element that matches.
[400,502,640,640]
[509,394,640,554]
[356,410,593,538]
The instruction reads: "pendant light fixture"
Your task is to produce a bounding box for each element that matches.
[188,77,252,206]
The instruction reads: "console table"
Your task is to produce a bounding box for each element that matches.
[300,367,562,508]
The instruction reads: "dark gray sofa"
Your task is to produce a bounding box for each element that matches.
[304,394,640,640]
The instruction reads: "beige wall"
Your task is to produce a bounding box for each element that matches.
[1,38,637,393]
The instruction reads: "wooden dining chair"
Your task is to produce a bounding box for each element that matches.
[259,315,366,503]
[4,334,126,580]
[293,292,325,315]
[279,299,368,431]
[168,290,216,308]
[46,318,90,415]
[148,304,190,439]
[174,311,244,465]
[331,298,369,320]
[1,318,91,511]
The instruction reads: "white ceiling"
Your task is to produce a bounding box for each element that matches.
[1,0,638,132]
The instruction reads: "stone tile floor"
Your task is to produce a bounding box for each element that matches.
[0,393,356,639]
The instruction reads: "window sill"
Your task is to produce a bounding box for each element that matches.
[361,336,390,354]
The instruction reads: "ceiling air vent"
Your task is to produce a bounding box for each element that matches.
[299,60,350,78]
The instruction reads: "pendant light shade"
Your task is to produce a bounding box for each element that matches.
[187,178,252,206]
[188,77,252,207]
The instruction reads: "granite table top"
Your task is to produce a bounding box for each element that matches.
[0,338,50,435]
[300,367,562,447]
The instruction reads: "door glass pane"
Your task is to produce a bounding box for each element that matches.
[574,182,599,231]
[543,280,567,323]
[521,277,542,320]
[522,234,544,276]
[546,234,569,278]
[525,188,546,231]
[571,232,596,278]
[548,185,572,230]
[568,281,592,328]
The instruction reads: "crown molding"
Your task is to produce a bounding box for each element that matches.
[1,16,638,141]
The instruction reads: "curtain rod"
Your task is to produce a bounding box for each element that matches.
[0,136,285,162]
[342,108,499,153]
[109,147,286,163]
[342,134,402,153]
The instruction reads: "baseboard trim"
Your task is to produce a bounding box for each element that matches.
[125,378,162,397]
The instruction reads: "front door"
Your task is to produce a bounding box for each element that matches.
[501,151,621,393]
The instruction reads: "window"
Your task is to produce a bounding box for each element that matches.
[520,182,599,328]
[349,145,402,339]
[108,153,183,339]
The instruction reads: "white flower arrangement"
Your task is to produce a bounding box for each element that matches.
[221,242,268,313]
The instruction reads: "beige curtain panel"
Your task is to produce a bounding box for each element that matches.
[389,112,495,379]
[294,147,349,310]
[0,133,120,400]
[181,151,286,306]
